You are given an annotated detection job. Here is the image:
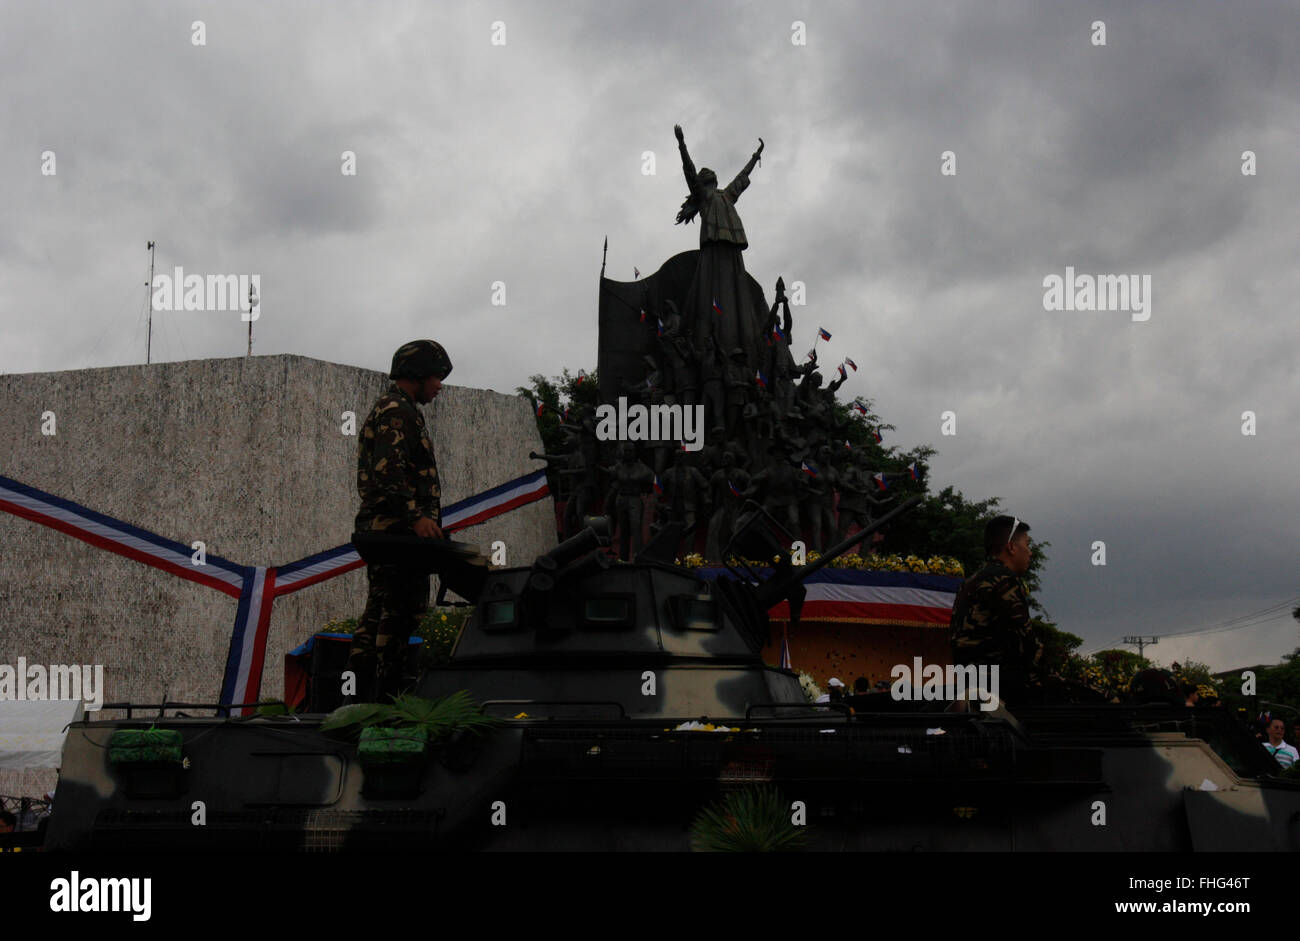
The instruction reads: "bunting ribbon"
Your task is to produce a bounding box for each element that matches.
[0,469,549,715]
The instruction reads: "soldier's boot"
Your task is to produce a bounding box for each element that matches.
[341,648,378,706]
[375,635,413,703]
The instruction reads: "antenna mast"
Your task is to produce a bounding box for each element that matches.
[145,241,156,364]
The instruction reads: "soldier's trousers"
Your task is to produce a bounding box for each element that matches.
[347,562,429,700]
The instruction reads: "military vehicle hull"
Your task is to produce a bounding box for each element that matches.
[42,510,1300,852]
[45,701,1300,852]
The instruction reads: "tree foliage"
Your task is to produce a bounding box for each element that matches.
[516,368,598,455]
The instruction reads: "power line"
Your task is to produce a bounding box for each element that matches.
[1083,596,1300,655]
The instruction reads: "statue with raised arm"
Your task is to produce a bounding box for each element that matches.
[674,124,767,360]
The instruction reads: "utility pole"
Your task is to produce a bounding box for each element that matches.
[1123,635,1158,658]
[145,241,156,364]
[244,279,259,357]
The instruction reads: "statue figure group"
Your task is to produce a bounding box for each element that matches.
[535,127,907,560]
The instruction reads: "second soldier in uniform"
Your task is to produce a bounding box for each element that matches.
[948,515,1042,707]
[346,340,453,702]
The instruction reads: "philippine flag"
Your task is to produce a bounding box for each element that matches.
[844,439,852,451]
[845,357,858,372]
[772,324,786,342]
[657,318,665,337]
[870,428,883,444]
[801,461,819,477]
[837,363,847,381]
[728,480,741,498]
[640,308,647,322]
[755,370,768,389]
[908,462,920,481]
[851,400,868,416]
[575,369,586,385]
[712,298,723,316]
[818,327,832,341]
[562,406,570,421]
[653,474,664,496]
[873,471,889,491]
[535,401,545,418]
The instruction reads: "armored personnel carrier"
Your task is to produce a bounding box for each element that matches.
[44,498,1300,851]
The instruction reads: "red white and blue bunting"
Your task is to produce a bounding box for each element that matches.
[0,470,549,716]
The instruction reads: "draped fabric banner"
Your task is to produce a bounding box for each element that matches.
[0,470,549,715]
[700,566,962,627]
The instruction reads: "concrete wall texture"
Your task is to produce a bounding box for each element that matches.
[0,354,554,797]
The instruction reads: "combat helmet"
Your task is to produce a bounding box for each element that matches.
[390,340,453,381]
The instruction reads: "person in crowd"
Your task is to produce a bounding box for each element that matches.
[1263,717,1298,770]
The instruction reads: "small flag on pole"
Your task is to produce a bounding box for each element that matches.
[575,369,586,385]
[772,324,786,342]
[562,406,570,421]
[872,471,888,491]
[837,363,847,381]
[755,370,768,389]
[535,401,545,418]
[779,629,792,670]
[845,357,858,372]
[640,309,647,322]
[818,327,832,341]
[908,462,920,481]
[653,474,664,496]
[844,439,852,450]
[712,298,723,315]
[870,427,883,444]
[728,480,741,498]
[800,461,819,477]
[851,400,868,416]
[657,318,665,337]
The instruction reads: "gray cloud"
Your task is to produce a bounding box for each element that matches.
[2,0,1297,669]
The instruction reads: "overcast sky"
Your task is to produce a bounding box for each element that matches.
[3,0,1298,672]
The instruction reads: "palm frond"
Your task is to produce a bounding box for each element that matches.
[320,702,395,735]
[690,786,808,852]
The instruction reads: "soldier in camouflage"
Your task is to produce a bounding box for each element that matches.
[347,340,453,702]
[949,515,1042,707]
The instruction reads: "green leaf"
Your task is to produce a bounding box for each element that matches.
[690,786,808,852]
[321,702,394,735]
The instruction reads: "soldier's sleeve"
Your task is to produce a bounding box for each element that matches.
[992,575,1037,662]
[369,405,423,528]
[992,575,1032,631]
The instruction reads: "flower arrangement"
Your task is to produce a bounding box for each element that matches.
[675,552,964,577]
[673,721,740,732]
[323,607,473,669]
[797,671,823,704]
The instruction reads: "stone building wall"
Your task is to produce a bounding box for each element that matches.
[0,354,555,798]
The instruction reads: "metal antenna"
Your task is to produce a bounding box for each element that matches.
[245,279,258,356]
[145,241,156,364]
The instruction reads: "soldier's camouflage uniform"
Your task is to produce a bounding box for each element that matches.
[348,382,441,698]
[949,559,1042,705]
